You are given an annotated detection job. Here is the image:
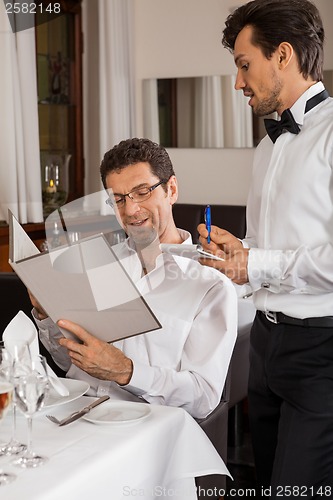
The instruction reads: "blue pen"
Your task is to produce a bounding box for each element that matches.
[204,205,211,244]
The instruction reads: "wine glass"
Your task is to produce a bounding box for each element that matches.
[0,348,16,485]
[0,341,29,456]
[12,355,49,468]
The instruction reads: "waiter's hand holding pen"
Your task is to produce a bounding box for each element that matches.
[204,205,211,243]
[197,206,249,285]
[200,205,223,257]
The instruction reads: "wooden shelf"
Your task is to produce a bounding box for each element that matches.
[1,1,83,273]
[36,0,84,205]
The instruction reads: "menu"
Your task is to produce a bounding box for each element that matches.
[8,211,161,343]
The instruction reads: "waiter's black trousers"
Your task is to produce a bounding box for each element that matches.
[248,311,333,499]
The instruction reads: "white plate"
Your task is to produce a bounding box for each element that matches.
[83,401,151,424]
[44,379,90,408]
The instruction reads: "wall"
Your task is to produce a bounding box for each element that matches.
[133,0,250,205]
[82,0,333,206]
[134,0,333,79]
[168,147,255,205]
[132,0,333,206]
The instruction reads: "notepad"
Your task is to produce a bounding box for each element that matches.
[160,243,225,261]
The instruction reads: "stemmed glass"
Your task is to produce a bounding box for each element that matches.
[0,341,29,456]
[12,355,49,468]
[0,347,16,485]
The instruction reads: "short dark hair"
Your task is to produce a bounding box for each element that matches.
[222,0,324,81]
[100,138,175,189]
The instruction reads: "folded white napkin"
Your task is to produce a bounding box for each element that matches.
[3,311,69,397]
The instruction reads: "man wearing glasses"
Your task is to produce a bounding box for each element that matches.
[31,138,237,419]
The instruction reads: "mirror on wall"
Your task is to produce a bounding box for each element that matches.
[143,71,333,149]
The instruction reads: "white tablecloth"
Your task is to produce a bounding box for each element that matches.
[0,396,230,500]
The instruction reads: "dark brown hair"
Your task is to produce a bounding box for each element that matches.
[222,0,324,81]
[100,138,175,189]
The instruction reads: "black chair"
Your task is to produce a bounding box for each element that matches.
[172,203,247,243]
[227,322,251,448]
[195,372,231,498]
[0,272,66,377]
[173,202,253,495]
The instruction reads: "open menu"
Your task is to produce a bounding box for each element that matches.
[8,211,161,343]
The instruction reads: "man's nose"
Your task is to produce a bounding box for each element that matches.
[123,197,141,216]
[234,70,245,90]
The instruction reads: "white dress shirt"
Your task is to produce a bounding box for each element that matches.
[35,229,237,419]
[244,81,333,318]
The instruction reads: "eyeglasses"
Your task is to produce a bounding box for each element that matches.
[105,180,166,208]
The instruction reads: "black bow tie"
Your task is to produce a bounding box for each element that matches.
[264,109,300,143]
[264,89,330,144]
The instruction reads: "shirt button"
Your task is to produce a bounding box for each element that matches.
[261,282,270,289]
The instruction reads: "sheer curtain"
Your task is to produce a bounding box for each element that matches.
[194,76,224,148]
[82,0,136,207]
[191,75,253,148]
[98,0,136,154]
[0,3,43,224]
[222,75,253,148]
[142,75,253,149]
[142,79,160,144]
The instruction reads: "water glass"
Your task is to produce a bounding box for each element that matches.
[0,341,29,456]
[12,355,49,468]
[0,349,16,485]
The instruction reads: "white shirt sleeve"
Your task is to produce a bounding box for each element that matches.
[248,243,333,295]
[125,278,238,419]
[32,309,72,372]
[32,278,238,419]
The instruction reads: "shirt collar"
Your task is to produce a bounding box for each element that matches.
[150,228,193,275]
[163,228,193,274]
[119,228,192,252]
[176,228,192,245]
[291,81,325,126]
[113,228,194,277]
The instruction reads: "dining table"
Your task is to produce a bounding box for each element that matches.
[0,387,231,500]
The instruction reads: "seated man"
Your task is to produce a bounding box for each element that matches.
[30,138,237,419]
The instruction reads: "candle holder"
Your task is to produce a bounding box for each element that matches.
[41,153,71,218]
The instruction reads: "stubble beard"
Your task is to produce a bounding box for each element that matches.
[253,73,283,117]
[126,218,158,249]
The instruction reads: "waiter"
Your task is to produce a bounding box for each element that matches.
[198,0,333,497]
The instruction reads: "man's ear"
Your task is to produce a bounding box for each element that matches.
[167,175,178,205]
[276,42,294,70]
